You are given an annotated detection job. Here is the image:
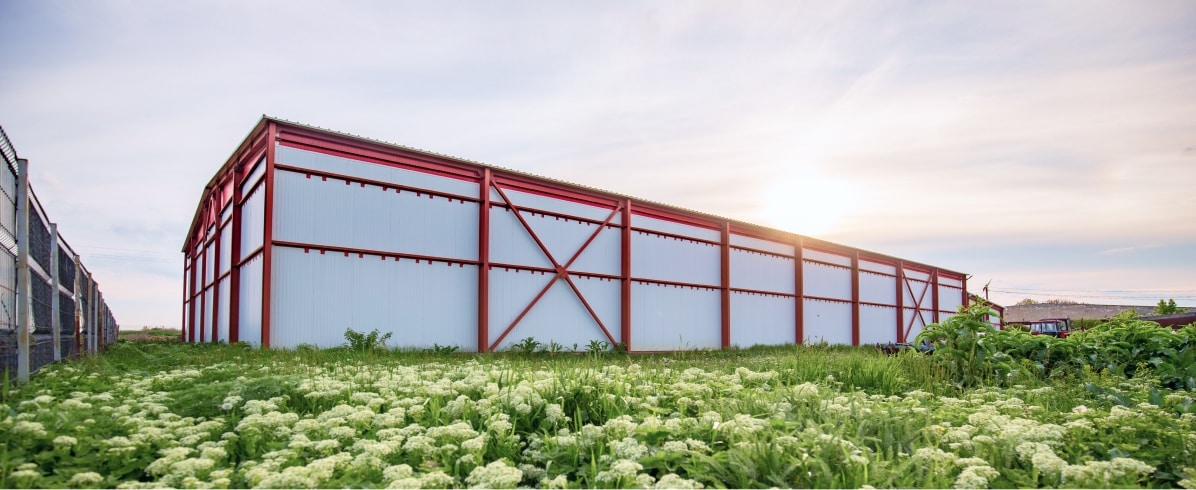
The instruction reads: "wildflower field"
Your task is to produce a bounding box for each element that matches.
[3,313,1196,488]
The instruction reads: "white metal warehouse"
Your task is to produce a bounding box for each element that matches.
[182,117,967,351]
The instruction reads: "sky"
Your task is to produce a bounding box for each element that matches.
[1,1,1194,328]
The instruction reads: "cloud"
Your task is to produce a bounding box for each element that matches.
[2,1,1194,324]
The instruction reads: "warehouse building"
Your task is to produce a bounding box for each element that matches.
[182,117,967,351]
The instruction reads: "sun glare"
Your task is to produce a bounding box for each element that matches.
[757,172,870,238]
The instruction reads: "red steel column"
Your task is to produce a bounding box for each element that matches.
[931,269,941,324]
[187,253,197,343]
[211,216,221,343]
[261,122,277,348]
[851,250,860,346]
[720,223,731,349]
[477,168,491,353]
[896,261,905,342]
[180,260,187,342]
[230,161,245,343]
[199,237,207,343]
[794,238,804,345]
[620,200,632,351]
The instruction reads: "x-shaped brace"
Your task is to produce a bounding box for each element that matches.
[487,184,621,351]
[903,275,931,341]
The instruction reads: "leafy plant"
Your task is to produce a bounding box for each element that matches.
[915,303,1013,387]
[342,328,392,352]
[425,343,460,355]
[510,337,542,354]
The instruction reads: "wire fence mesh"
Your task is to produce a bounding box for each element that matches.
[0,124,119,380]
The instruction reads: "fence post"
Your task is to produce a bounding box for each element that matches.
[87,273,95,354]
[15,158,30,382]
[73,256,81,357]
[50,223,60,361]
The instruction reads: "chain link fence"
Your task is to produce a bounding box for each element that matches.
[0,125,119,381]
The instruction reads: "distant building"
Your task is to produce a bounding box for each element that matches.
[1004,303,1156,323]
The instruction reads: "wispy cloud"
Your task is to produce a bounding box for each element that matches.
[1,1,1194,325]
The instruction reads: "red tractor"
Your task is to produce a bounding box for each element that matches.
[1028,318,1073,338]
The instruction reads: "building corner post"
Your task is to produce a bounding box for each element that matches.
[50,223,60,361]
[620,200,632,352]
[477,168,491,353]
[260,122,277,349]
[720,223,731,349]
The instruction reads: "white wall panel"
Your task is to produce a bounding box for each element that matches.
[903,308,929,342]
[631,283,720,351]
[859,260,896,275]
[803,248,852,267]
[489,207,550,269]
[241,158,265,194]
[276,145,479,197]
[803,261,851,300]
[238,254,263,347]
[938,285,964,312]
[803,299,852,345]
[489,270,618,351]
[730,293,794,347]
[632,232,720,286]
[859,271,896,305]
[203,243,214,286]
[270,246,478,350]
[859,304,897,345]
[631,214,721,242]
[489,207,619,275]
[903,268,931,281]
[492,188,621,224]
[241,188,265,255]
[902,279,931,307]
[273,170,478,260]
[730,235,795,256]
[218,224,232,275]
[217,277,230,343]
[939,276,963,288]
[203,287,213,342]
[730,250,795,294]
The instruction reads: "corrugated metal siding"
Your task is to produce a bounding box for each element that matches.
[939,276,963,288]
[631,282,720,351]
[489,207,552,269]
[489,207,619,274]
[902,279,931,307]
[903,268,931,281]
[859,304,897,345]
[488,270,618,350]
[730,235,794,256]
[904,308,928,341]
[631,232,720,286]
[240,188,265,254]
[0,251,14,330]
[938,285,964,311]
[803,261,851,300]
[277,145,479,197]
[631,214,720,242]
[203,287,213,340]
[569,273,622,345]
[859,271,897,305]
[859,260,896,275]
[804,248,852,267]
[803,298,852,345]
[217,277,230,343]
[270,246,478,349]
[203,242,214,286]
[241,158,265,194]
[730,292,795,347]
[729,249,795,294]
[272,170,478,260]
[238,254,263,346]
[218,224,231,275]
[495,187,621,224]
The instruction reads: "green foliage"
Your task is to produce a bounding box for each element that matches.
[1154,298,1184,315]
[342,328,392,352]
[915,303,1013,387]
[509,337,542,354]
[424,343,460,355]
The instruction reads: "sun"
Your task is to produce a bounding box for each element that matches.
[756,171,869,238]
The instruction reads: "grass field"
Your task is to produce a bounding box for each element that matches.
[116,327,181,342]
[2,335,1194,488]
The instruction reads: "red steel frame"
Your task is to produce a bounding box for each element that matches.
[182,117,970,350]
